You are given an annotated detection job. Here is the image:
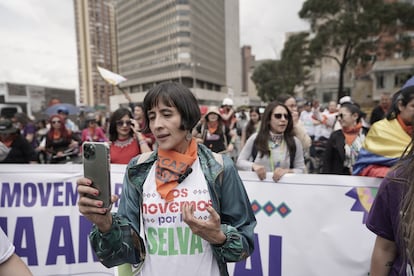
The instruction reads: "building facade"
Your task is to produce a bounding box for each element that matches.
[74,0,117,110]
[112,0,238,109]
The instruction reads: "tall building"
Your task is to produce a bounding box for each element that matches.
[225,0,242,96]
[74,0,117,110]
[113,0,239,107]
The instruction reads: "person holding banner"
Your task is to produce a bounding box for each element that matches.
[236,101,305,182]
[77,82,256,276]
[0,228,32,275]
[366,139,414,275]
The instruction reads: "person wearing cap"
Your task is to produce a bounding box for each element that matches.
[353,76,414,177]
[194,106,236,154]
[57,107,79,132]
[220,98,237,129]
[0,118,36,163]
[81,113,108,143]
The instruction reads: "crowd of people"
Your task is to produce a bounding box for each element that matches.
[3,77,414,274]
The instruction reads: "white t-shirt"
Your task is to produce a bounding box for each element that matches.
[0,228,14,264]
[139,158,220,276]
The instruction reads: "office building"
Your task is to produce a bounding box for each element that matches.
[74,0,117,110]
[113,0,239,107]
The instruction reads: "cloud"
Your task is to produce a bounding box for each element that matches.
[0,0,77,88]
[240,0,309,60]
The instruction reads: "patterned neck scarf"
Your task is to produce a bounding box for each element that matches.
[269,131,283,145]
[155,138,197,202]
[342,123,362,145]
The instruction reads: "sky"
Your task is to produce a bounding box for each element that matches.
[0,0,308,90]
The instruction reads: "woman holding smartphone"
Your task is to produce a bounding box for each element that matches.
[77,82,256,276]
[108,107,151,164]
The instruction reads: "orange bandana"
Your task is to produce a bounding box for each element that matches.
[156,138,198,201]
[397,114,413,136]
[208,121,218,134]
[342,123,362,145]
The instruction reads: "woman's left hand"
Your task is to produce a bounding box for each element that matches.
[272,168,289,182]
[226,143,234,153]
[182,202,226,245]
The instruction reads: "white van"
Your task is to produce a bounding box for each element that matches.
[0,104,23,119]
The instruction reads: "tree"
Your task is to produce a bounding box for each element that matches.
[299,0,414,101]
[252,32,311,102]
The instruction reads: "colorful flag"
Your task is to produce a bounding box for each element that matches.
[97,66,127,85]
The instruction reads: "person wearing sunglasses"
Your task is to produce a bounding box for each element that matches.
[77,82,256,275]
[237,101,305,182]
[321,103,367,175]
[45,114,81,163]
[108,107,151,164]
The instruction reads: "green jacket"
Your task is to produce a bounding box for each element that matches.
[89,144,256,276]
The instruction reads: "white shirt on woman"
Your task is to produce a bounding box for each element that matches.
[0,228,14,264]
[236,132,305,173]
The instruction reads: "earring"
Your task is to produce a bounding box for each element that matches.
[185,132,192,141]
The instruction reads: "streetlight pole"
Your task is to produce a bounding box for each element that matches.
[191,62,200,89]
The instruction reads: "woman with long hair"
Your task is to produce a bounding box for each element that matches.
[237,101,305,182]
[45,114,81,163]
[77,82,256,275]
[108,107,151,164]
[240,107,261,149]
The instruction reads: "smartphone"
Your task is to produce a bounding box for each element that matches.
[82,142,112,208]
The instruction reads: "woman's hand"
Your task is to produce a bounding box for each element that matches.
[252,163,266,180]
[77,177,118,233]
[272,168,289,182]
[226,143,234,153]
[182,203,226,245]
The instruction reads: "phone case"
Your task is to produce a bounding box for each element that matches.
[82,142,112,208]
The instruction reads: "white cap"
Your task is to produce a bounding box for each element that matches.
[222,98,233,106]
[339,96,353,104]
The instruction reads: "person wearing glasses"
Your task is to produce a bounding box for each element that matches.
[321,103,367,175]
[237,101,305,182]
[77,82,256,276]
[45,114,81,163]
[81,113,108,143]
[108,107,151,164]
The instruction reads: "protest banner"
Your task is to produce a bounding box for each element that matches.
[0,164,381,275]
